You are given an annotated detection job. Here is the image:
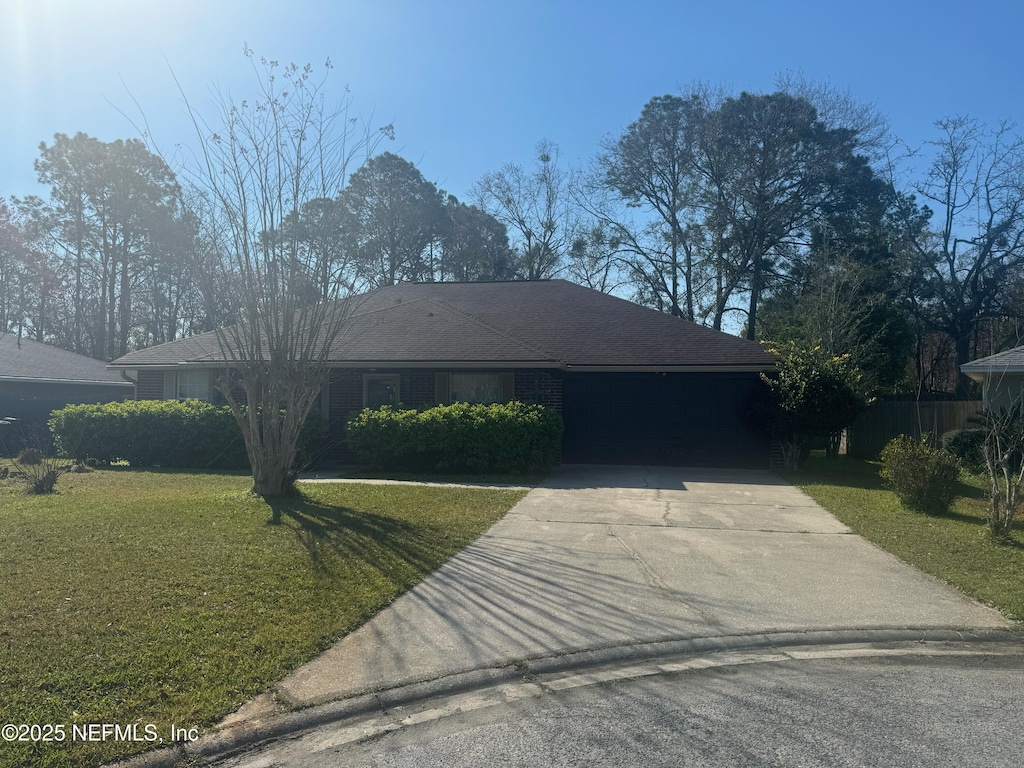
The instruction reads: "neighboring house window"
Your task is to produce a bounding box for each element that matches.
[364,374,400,409]
[447,372,514,404]
[176,370,211,401]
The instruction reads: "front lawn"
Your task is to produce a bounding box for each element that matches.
[0,468,525,768]
[783,456,1024,623]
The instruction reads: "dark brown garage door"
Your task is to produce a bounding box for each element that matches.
[561,372,769,468]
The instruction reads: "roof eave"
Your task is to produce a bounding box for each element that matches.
[562,364,774,373]
[960,365,1024,378]
[108,360,774,373]
[0,375,135,387]
[109,359,566,370]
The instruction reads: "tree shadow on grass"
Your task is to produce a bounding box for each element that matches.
[264,491,448,581]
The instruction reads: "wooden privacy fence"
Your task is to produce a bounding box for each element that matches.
[846,400,983,459]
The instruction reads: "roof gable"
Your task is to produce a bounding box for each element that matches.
[961,344,1024,374]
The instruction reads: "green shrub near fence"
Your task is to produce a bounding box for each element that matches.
[347,402,563,474]
[879,434,961,516]
[49,400,323,469]
[942,428,987,474]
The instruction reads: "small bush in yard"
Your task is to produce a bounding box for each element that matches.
[942,428,987,474]
[11,452,72,494]
[879,435,961,515]
[17,447,43,465]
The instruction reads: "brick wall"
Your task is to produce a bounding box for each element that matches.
[538,372,562,412]
[514,370,562,412]
[514,371,539,402]
[329,370,363,423]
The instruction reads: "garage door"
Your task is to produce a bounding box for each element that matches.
[561,372,769,468]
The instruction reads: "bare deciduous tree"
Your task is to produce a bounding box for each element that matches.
[473,139,579,280]
[891,117,1024,396]
[179,50,391,498]
[980,397,1024,541]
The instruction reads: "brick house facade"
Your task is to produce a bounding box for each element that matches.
[113,281,775,468]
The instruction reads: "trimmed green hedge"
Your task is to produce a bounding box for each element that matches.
[49,400,322,469]
[346,402,563,473]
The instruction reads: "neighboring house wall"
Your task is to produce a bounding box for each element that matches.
[0,380,133,454]
[0,381,133,422]
[980,372,1024,413]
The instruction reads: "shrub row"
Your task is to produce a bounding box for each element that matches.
[346,401,563,474]
[49,400,322,469]
[879,434,961,516]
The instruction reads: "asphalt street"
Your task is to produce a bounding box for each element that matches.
[213,654,1024,768]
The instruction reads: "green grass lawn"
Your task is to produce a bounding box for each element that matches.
[0,468,525,768]
[783,456,1024,623]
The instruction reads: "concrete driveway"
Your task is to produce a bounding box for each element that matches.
[273,464,1014,709]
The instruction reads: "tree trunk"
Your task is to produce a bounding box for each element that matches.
[746,254,762,340]
[954,331,974,398]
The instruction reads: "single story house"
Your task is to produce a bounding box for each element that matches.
[961,345,1024,413]
[108,280,776,468]
[1,334,135,449]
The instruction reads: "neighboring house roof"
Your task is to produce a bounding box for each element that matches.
[109,280,776,372]
[0,334,134,386]
[961,345,1024,380]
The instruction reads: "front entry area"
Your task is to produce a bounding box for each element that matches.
[560,372,769,468]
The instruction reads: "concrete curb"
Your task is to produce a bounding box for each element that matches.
[104,626,1024,767]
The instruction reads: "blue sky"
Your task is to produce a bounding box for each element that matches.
[2,0,1022,203]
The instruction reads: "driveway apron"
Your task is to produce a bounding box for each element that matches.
[277,465,1013,708]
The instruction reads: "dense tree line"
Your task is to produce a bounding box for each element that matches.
[0,145,516,360]
[2,78,1023,400]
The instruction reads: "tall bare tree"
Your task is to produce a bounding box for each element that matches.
[891,117,1024,396]
[473,140,579,280]
[179,50,391,498]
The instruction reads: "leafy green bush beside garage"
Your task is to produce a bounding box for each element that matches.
[347,401,563,474]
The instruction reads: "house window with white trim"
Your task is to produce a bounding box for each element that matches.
[176,370,211,401]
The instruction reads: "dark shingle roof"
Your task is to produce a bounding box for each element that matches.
[0,334,134,386]
[110,280,775,370]
[961,345,1024,373]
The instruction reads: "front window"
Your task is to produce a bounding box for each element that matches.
[450,373,502,404]
[176,370,211,401]
[365,374,400,409]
